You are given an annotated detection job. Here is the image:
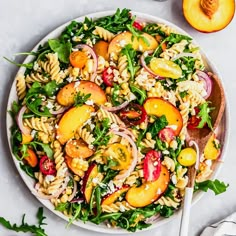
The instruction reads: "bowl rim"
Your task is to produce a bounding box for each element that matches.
[6,10,230,234]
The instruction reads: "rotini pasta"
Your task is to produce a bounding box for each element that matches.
[102,201,135,213]
[93,26,115,42]
[15,73,26,100]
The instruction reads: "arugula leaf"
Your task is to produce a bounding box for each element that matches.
[148,115,168,138]
[179,90,188,98]
[166,33,192,44]
[48,39,72,63]
[194,179,229,195]
[55,202,70,212]
[20,163,36,179]
[31,141,53,159]
[197,102,214,130]
[143,23,166,37]
[111,84,121,106]
[121,44,140,80]
[130,84,147,105]
[0,207,47,236]
[44,81,59,97]
[160,205,174,218]
[3,56,34,69]
[67,204,81,228]
[74,92,91,107]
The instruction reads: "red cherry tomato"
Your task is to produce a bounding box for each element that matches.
[133,21,143,31]
[187,107,202,130]
[39,156,56,176]
[143,150,162,182]
[102,67,115,87]
[120,103,147,126]
[158,127,175,144]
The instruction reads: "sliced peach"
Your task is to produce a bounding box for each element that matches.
[65,155,82,176]
[144,98,183,136]
[56,105,94,144]
[82,163,99,203]
[21,133,33,144]
[56,81,107,107]
[108,31,158,55]
[102,185,129,206]
[93,40,109,60]
[65,139,94,158]
[204,133,221,160]
[125,165,170,208]
[183,0,235,33]
[24,149,38,167]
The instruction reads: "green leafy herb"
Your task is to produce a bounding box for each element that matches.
[55,202,70,212]
[103,159,119,171]
[20,163,36,179]
[48,39,72,63]
[67,204,81,228]
[179,90,188,98]
[160,205,174,218]
[3,56,34,69]
[31,141,53,159]
[44,81,59,97]
[197,102,215,130]
[143,23,166,37]
[0,207,47,236]
[130,84,147,105]
[111,84,121,106]
[148,115,168,138]
[74,92,91,107]
[95,187,102,216]
[121,44,140,80]
[194,179,229,195]
[167,33,192,44]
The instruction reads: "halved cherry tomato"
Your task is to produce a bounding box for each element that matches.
[143,150,162,182]
[102,67,115,87]
[158,127,175,144]
[120,103,147,126]
[103,143,132,170]
[24,149,38,168]
[187,107,202,130]
[69,51,88,68]
[177,148,197,166]
[133,21,143,31]
[39,156,56,175]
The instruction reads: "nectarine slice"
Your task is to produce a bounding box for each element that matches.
[125,165,170,207]
[56,105,94,144]
[108,31,158,55]
[183,0,235,33]
[102,185,129,206]
[204,133,220,160]
[65,139,94,158]
[93,41,109,60]
[56,81,107,106]
[144,98,183,136]
[21,133,33,144]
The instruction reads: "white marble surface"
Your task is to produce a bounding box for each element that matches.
[0,0,236,235]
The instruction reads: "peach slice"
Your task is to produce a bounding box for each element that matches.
[204,133,221,160]
[65,139,94,158]
[183,0,235,33]
[56,81,107,107]
[21,133,33,144]
[82,163,99,203]
[144,98,183,136]
[93,40,109,60]
[56,105,94,144]
[108,31,158,55]
[125,165,170,208]
[101,185,129,206]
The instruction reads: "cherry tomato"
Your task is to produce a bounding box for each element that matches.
[120,103,147,126]
[177,148,197,167]
[133,21,143,31]
[143,150,162,182]
[103,144,131,170]
[69,51,88,68]
[158,127,175,144]
[39,156,56,175]
[102,67,115,87]
[187,107,202,130]
[150,58,182,79]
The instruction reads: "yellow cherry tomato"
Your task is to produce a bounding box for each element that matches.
[150,58,182,79]
[103,143,132,170]
[177,148,197,167]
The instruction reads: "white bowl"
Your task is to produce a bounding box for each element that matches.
[6,10,229,234]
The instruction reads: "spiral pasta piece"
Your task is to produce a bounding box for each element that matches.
[93,26,115,42]
[179,102,190,137]
[118,55,130,82]
[162,156,175,172]
[102,201,135,213]
[156,196,181,209]
[25,72,49,84]
[77,127,95,145]
[24,117,53,134]
[16,73,26,100]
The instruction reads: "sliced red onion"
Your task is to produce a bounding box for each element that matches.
[102,101,130,112]
[111,131,138,180]
[68,174,77,202]
[189,140,200,170]
[32,174,70,200]
[144,213,160,224]
[140,51,163,79]
[74,44,98,82]
[196,70,212,99]
[16,105,31,135]
[110,127,136,141]
[50,106,68,115]
[70,197,84,204]
[171,52,197,61]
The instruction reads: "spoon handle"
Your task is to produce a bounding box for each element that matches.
[179,187,193,236]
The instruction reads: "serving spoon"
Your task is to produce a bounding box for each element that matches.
[179,72,226,236]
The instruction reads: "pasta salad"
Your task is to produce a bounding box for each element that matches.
[9,9,228,232]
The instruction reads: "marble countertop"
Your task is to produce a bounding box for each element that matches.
[0,0,236,235]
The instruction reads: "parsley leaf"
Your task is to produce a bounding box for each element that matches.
[74,92,91,107]
[197,102,214,130]
[194,179,229,195]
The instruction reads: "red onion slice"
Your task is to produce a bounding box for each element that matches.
[16,105,31,135]
[140,51,163,79]
[70,197,84,204]
[111,131,138,180]
[144,213,160,224]
[102,101,130,112]
[196,70,212,99]
[74,44,98,82]
[110,127,136,141]
[50,106,68,115]
[171,52,197,61]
